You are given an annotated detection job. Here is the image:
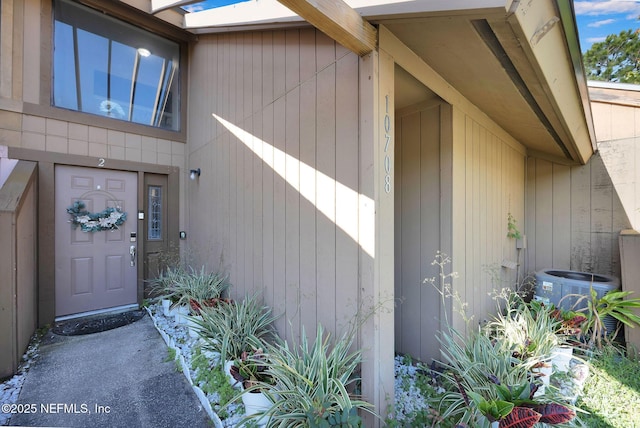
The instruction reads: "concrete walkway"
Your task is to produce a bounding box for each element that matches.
[8,314,210,428]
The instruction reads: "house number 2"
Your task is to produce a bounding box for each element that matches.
[383,95,392,194]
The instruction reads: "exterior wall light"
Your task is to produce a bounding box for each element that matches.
[189,168,201,180]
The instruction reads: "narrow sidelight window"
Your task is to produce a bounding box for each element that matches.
[148,185,163,240]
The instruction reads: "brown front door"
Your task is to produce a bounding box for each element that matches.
[55,166,138,317]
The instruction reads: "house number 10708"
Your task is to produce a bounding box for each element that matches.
[383,95,392,194]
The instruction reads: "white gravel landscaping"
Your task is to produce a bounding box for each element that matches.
[1,304,429,427]
[0,338,40,426]
[144,302,245,427]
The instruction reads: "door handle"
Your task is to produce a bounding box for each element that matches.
[130,245,137,267]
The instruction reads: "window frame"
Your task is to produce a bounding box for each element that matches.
[53,0,182,131]
[29,0,193,141]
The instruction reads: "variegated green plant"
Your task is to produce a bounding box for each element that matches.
[432,329,576,427]
[431,328,532,426]
[431,287,578,427]
[235,324,376,427]
[484,292,561,365]
[193,293,278,363]
[149,265,230,308]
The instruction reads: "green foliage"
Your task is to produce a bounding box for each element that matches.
[191,348,237,420]
[467,392,514,422]
[578,347,640,428]
[579,287,640,349]
[385,355,446,427]
[431,289,578,427]
[414,365,439,400]
[307,406,362,428]
[401,409,445,428]
[147,266,184,300]
[507,212,522,240]
[493,381,537,408]
[244,324,376,427]
[165,347,176,362]
[385,408,444,428]
[430,329,533,425]
[148,265,230,309]
[231,348,274,388]
[35,324,51,337]
[583,29,640,83]
[484,292,561,362]
[392,250,640,428]
[193,293,278,362]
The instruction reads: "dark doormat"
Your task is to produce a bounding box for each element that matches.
[52,309,146,336]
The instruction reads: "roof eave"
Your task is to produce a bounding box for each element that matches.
[181,0,506,31]
[556,0,598,158]
[507,0,596,164]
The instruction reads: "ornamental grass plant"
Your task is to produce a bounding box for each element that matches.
[236,324,375,428]
[387,293,640,428]
[194,293,279,363]
[148,265,230,308]
[431,326,576,428]
[483,292,561,367]
[411,253,579,427]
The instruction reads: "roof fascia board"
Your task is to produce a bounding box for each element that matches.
[184,0,505,30]
[349,0,504,17]
[555,0,597,153]
[506,0,595,164]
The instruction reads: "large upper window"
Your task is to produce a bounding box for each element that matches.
[53,0,180,131]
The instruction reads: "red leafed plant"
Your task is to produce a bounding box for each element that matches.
[499,407,541,428]
[550,309,587,337]
[486,381,576,428]
[536,403,576,424]
[189,297,233,313]
[498,403,576,428]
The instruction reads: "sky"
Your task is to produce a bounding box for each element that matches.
[185,0,640,53]
[575,0,640,51]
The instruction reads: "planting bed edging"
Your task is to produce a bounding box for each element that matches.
[145,306,224,427]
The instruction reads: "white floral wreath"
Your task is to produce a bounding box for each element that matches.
[67,200,127,232]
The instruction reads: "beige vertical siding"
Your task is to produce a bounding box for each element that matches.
[0,161,37,379]
[524,96,640,279]
[380,27,526,361]
[525,154,630,278]
[394,101,443,361]
[187,29,364,342]
[395,100,525,363]
[591,99,640,233]
[450,108,526,339]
